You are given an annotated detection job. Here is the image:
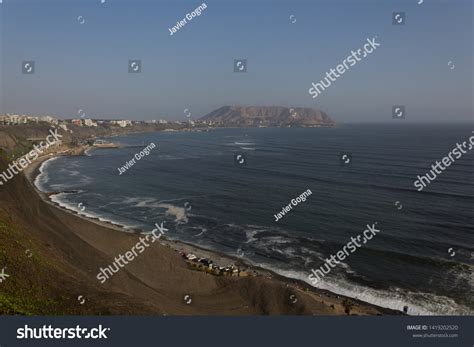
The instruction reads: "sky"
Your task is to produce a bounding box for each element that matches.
[0,0,472,123]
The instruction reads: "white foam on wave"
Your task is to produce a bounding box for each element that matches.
[228,226,472,314]
[245,229,262,243]
[299,246,325,262]
[256,236,292,246]
[234,142,255,145]
[193,228,207,237]
[447,263,474,288]
[49,193,141,231]
[336,261,357,275]
[157,203,188,224]
[121,196,157,208]
[249,263,473,315]
[122,196,202,208]
[84,147,95,157]
[49,183,74,190]
[67,170,80,177]
[34,157,61,192]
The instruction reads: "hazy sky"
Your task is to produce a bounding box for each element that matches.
[0,0,472,122]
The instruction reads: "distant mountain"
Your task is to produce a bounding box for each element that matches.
[200,106,335,127]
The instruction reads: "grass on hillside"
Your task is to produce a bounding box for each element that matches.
[0,215,68,315]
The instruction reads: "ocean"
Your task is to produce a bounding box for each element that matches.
[35,124,474,315]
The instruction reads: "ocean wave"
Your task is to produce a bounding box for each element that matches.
[33,129,473,316]
[42,190,473,315]
[193,227,207,237]
[447,263,474,288]
[49,192,142,231]
[157,203,188,224]
[195,225,472,315]
[34,157,61,192]
[84,147,95,157]
[120,196,201,214]
[255,235,293,246]
[251,264,472,315]
[49,183,75,190]
[122,197,157,208]
[67,170,80,177]
[245,229,262,243]
[299,246,325,261]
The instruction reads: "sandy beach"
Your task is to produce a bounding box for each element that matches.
[9,146,400,316]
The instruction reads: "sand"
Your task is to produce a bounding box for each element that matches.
[6,148,398,316]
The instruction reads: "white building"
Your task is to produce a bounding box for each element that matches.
[39,116,59,125]
[84,119,98,127]
[71,119,83,126]
[110,120,131,127]
[0,114,57,125]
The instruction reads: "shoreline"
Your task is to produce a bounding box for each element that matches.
[23,147,400,316]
